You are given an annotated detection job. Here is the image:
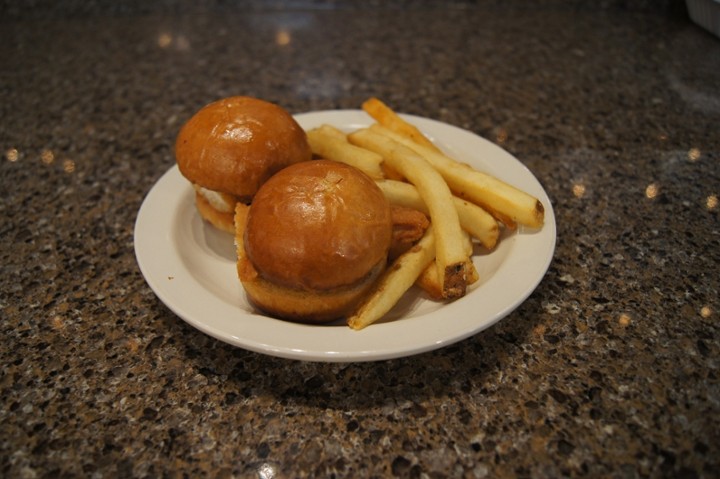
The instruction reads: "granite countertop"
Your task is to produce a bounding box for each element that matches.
[2,2,719,478]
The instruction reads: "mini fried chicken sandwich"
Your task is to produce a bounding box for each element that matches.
[175,96,312,233]
[236,160,393,323]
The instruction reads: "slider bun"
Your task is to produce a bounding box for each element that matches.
[175,96,311,201]
[238,258,385,324]
[240,160,393,323]
[194,192,235,233]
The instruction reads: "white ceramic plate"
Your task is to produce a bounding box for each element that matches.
[134,110,556,362]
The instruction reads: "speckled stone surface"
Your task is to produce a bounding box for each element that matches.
[1,3,719,478]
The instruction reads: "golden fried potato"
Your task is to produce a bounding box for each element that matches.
[307,125,384,179]
[348,227,436,330]
[369,124,545,228]
[348,128,468,299]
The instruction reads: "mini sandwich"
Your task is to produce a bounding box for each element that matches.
[175,96,312,232]
[236,160,393,323]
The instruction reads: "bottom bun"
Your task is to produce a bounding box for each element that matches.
[234,201,384,323]
[195,192,235,233]
[237,255,384,324]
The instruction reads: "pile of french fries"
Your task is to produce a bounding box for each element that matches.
[306,98,545,330]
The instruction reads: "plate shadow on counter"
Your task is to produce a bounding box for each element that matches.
[143,276,551,411]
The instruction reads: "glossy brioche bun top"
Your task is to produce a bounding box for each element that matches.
[175,96,312,201]
[244,160,393,292]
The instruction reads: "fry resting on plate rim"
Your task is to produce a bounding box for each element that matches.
[362,97,442,154]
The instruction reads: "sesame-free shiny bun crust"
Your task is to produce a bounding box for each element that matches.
[175,96,311,201]
[239,160,393,323]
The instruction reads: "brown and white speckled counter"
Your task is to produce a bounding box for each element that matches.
[1,2,719,478]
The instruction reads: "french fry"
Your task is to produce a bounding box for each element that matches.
[348,128,468,299]
[348,227,436,330]
[414,260,444,300]
[376,179,499,250]
[306,125,385,179]
[416,260,480,300]
[466,259,479,284]
[362,97,442,153]
[369,123,545,228]
[314,124,346,140]
[416,230,479,300]
[282,97,547,329]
